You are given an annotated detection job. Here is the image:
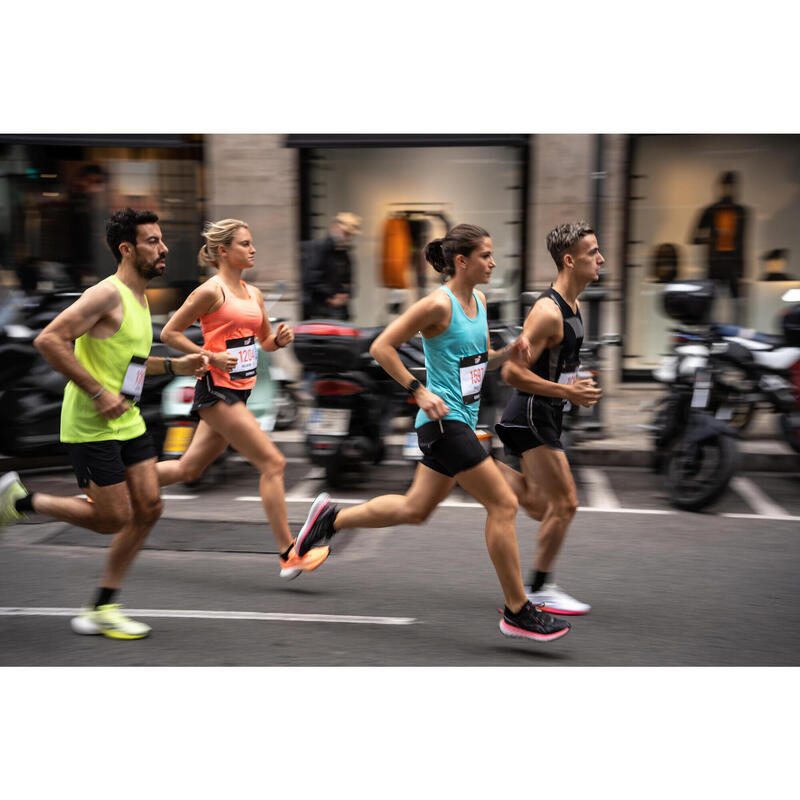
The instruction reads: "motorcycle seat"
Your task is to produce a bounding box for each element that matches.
[751,347,800,372]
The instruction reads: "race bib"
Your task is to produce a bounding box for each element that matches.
[226,336,258,380]
[459,352,488,404]
[120,355,147,402]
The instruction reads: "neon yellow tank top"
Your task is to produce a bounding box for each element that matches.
[60,275,152,443]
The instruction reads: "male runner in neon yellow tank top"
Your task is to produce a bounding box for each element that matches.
[0,209,208,640]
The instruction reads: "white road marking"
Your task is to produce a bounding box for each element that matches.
[722,513,800,523]
[580,467,621,508]
[730,477,790,518]
[285,467,325,501]
[577,507,673,514]
[0,607,416,626]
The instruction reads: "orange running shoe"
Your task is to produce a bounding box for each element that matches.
[279,540,330,580]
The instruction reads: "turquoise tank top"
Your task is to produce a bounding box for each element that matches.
[415,286,488,430]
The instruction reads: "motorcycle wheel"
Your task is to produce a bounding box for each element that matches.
[664,431,738,511]
[274,386,300,430]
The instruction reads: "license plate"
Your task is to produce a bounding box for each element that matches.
[691,370,712,409]
[162,424,195,454]
[306,407,351,436]
[403,431,423,460]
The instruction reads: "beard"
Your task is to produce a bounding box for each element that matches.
[134,253,166,280]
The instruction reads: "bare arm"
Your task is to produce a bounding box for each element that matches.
[161,282,234,372]
[500,299,602,407]
[34,282,132,419]
[369,291,451,420]
[475,291,532,370]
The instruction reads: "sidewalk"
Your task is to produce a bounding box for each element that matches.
[270,383,799,472]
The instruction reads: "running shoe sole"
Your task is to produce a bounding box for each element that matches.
[532,605,590,617]
[70,616,150,639]
[498,619,571,642]
[296,492,331,556]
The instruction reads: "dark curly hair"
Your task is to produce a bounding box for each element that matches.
[105,208,160,263]
[424,223,490,281]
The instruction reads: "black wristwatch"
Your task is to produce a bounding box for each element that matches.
[406,378,421,396]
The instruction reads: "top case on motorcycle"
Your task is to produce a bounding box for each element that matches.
[294,321,371,372]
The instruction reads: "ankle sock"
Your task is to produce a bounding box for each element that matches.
[529,571,550,593]
[279,542,294,560]
[94,587,117,608]
[14,493,35,514]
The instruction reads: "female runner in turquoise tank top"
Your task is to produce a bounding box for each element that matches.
[295,224,571,643]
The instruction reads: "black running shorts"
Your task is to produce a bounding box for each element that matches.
[416,419,489,478]
[68,432,157,488]
[495,394,565,455]
[191,374,251,419]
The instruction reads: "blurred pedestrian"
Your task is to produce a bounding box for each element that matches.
[301,212,361,320]
[690,170,749,323]
[157,219,330,579]
[0,208,209,639]
[494,221,604,616]
[295,223,571,643]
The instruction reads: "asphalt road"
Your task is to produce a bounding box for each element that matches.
[1,457,799,666]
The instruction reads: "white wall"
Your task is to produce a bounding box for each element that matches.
[310,145,525,325]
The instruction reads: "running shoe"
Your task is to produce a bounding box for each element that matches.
[0,471,28,528]
[71,604,151,640]
[296,492,338,557]
[526,583,591,616]
[499,601,571,642]
[279,539,330,580]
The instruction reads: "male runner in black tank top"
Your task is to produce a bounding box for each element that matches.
[494,221,604,616]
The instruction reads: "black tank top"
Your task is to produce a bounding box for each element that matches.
[528,287,584,402]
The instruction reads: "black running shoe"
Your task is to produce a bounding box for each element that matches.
[296,492,338,556]
[499,601,571,642]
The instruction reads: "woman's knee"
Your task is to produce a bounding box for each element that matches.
[487,490,519,520]
[256,448,286,478]
[403,502,435,525]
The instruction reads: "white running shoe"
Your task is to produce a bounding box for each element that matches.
[0,471,28,528]
[71,604,151,639]
[526,583,591,616]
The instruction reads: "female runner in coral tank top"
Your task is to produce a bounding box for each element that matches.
[158,219,329,580]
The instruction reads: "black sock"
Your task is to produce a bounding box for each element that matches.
[529,571,550,593]
[280,542,294,560]
[15,492,35,514]
[94,587,117,608]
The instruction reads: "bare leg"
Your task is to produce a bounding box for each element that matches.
[32,481,133,534]
[494,457,546,521]
[198,401,293,550]
[156,420,228,487]
[518,447,579,573]
[334,463,455,530]
[99,458,163,588]
[454,458,527,612]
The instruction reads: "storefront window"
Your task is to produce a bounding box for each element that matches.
[304,144,526,326]
[0,137,204,319]
[625,134,800,373]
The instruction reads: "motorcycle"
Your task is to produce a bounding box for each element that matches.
[649,281,741,510]
[294,320,425,488]
[652,285,800,465]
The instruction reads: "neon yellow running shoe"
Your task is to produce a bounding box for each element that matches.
[71,604,151,640]
[0,471,28,528]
